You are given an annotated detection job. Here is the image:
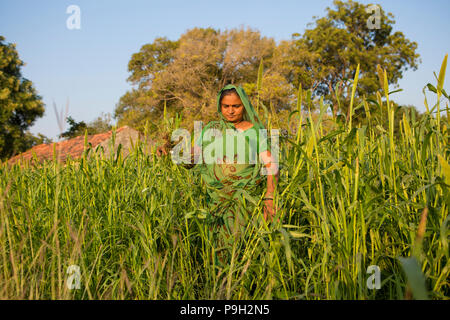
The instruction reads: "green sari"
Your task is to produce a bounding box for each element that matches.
[193,85,270,263]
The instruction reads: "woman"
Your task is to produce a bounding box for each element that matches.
[158,84,278,262]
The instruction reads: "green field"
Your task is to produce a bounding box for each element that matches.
[0,61,449,300]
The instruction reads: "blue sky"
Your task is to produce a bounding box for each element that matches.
[0,0,449,141]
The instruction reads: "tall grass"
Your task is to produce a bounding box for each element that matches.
[0,57,448,299]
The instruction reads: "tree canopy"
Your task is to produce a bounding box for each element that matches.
[292,0,420,117]
[59,112,113,140]
[114,0,420,138]
[115,27,295,135]
[0,36,46,160]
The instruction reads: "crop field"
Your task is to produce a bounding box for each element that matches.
[0,61,449,300]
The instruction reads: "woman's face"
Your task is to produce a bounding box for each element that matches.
[220,93,245,123]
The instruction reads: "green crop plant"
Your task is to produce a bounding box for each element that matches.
[0,55,448,300]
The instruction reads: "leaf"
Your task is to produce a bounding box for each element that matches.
[323,161,344,174]
[0,88,10,99]
[366,98,380,109]
[288,110,299,124]
[236,188,258,206]
[441,88,449,100]
[438,154,450,186]
[427,83,437,94]
[115,143,123,163]
[318,129,345,143]
[437,54,448,93]
[398,257,429,300]
[388,88,403,95]
[343,127,357,145]
[279,228,294,274]
[259,102,269,121]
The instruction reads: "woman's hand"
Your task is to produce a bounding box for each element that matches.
[156,133,180,158]
[263,198,277,221]
[156,145,169,157]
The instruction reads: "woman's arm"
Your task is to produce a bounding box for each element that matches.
[259,150,279,221]
[156,138,201,170]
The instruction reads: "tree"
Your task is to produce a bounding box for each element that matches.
[0,35,45,160]
[115,27,294,137]
[291,0,420,117]
[59,116,88,139]
[86,112,113,134]
[114,37,180,133]
[59,112,113,139]
[30,132,53,145]
[21,131,53,148]
[115,1,421,136]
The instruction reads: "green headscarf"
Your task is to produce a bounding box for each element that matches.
[216,84,266,132]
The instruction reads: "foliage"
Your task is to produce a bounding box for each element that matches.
[59,112,113,140]
[1,56,448,300]
[87,112,113,134]
[59,116,88,139]
[291,0,420,117]
[115,27,287,138]
[115,1,420,138]
[0,35,45,160]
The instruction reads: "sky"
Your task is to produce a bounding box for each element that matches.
[0,0,449,141]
